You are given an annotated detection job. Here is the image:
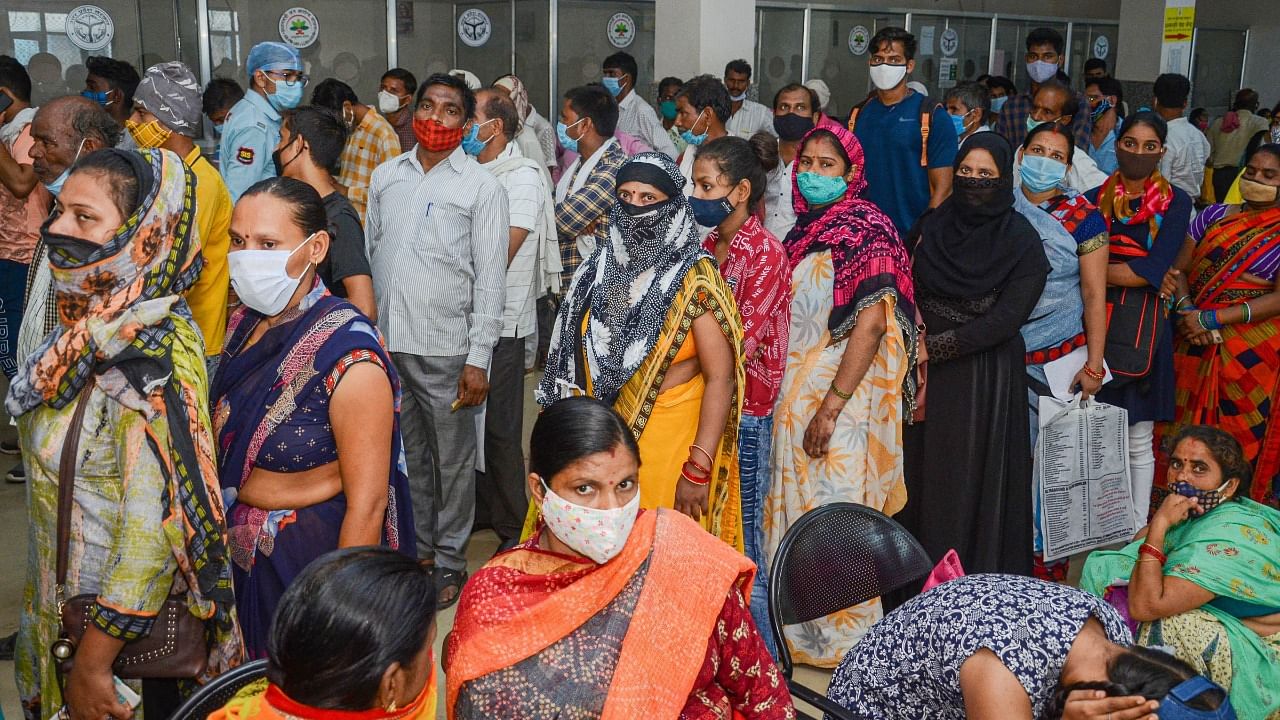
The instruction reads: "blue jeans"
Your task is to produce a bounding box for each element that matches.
[739,412,778,659]
[0,259,28,379]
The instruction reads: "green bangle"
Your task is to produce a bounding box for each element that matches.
[1242,301,1253,324]
[829,381,853,401]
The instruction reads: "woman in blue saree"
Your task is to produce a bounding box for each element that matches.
[211,177,414,657]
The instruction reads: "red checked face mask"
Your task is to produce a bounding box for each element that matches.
[413,116,466,152]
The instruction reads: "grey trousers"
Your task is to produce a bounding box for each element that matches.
[394,352,477,570]
[475,336,528,542]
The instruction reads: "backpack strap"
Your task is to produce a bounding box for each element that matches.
[918,95,938,168]
[845,91,878,133]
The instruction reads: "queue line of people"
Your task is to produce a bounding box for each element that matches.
[0,19,1277,720]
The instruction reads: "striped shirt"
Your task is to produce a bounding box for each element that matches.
[365,146,509,370]
[617,91,678,159]
[339,109,401,221]
[480,143,549,338]
[726,99,777,140]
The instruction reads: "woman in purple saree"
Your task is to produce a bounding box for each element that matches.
[211,177,414,657]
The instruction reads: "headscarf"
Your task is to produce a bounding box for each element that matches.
[913,131,1048,299]
[784,124,916,342]
[537,152,709,405]
[135,61,203,136]
[5,148,239,656]
[494,74,531,121]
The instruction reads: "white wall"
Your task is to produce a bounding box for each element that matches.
[655,0,757,80]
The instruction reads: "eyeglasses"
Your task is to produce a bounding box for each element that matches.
[265,70,309,87]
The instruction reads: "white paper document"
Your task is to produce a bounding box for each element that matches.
[1036,396,1136,562]
[1044,346,1113,402]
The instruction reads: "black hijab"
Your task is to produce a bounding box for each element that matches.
[913,132,1047,299]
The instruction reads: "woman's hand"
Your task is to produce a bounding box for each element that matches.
[1072,367,1103,400]
[675,477,709,522]
[1159,268,1187,302]
[1060,689,1159,720]
[65,663,133,720]
[1152,491,1200,531]
[803,407,838,458]
[1176,309,1206,339]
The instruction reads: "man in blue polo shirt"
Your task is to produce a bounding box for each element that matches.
[849,27,958,238]
[218,42,306,201]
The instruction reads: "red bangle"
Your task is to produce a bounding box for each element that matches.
[1138,542,1167,564]
[681,464,710,486]
[1082,365,1105,381]
[685,456,711,475]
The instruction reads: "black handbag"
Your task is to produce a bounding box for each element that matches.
[1103,286,1164,384]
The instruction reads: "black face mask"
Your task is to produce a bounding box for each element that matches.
[42,221,104,265]
[951,176,1010,216]
[773,113,815,142]
[272,137,305,177]
[619,197,675,217]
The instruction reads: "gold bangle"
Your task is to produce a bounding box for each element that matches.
[829,381,853,401]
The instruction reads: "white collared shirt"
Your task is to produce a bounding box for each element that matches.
[617,91,678,159]
[1161,116,1212,198]
[726,99,777,139]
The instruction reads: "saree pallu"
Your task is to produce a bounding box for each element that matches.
[211,286,415,657]
[763,251,911,668]
[525,260,746,550]
[447,509,756,719]
[1160,207,1280,506]
[1080,499,1280,718]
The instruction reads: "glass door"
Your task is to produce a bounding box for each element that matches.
[907,15,991,99]
[1191,29,1247,118]
[807,10,903,117]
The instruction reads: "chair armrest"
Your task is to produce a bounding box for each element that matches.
[788,679,859,720]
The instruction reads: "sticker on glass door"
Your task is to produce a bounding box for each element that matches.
[458,8,492,48]
[66,5,114,52]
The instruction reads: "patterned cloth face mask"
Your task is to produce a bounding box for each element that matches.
[1171,478,1233,515]
[537,476,640,564]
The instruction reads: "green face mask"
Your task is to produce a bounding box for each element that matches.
[659,100,678,121]
[797,171,848,205]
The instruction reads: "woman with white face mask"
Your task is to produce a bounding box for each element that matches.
[212,176,414,659]
[446,396,796,720]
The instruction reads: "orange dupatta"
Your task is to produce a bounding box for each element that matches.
[446,509,755,719]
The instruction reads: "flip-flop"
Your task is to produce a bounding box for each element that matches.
[435,568,468,610]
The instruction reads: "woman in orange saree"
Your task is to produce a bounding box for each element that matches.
[447,397,793,720]
[1163,144,1280,506]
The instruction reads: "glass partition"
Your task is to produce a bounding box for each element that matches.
[807,10,904,117]
[1068,23,1119,90]
[557,1,655,104]
[993,17,1068,88]
[394,0,457,94]
[755,7,805,116]
[907,15,990,99]
[1191,29,1247,117]
[514,0,551,117]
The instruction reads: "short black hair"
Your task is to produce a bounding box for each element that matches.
[984,75,1018,98]
[478,90,521,141]
[564,84,618,137]
[242,176,328,236]
[1087,76,1124,102]
[381,68,418,97]
[267,547,436,710]
[677,74,732,124]
[311,78,358,112]
[283,106,348,176]
[945,81,990,114]
[1167,425,1253,501]
[1083,58,1108,74]
[772,83,819,112]
[1233,88,1260,113]
[657,76,683,98]
[602,51,638,84]
[870,27,917,61]
[1026,27,1065,55]
[1119,110,1169,145]
[1035,79,1079,120]
[1189,107,1208,125]
[417,73,476,119]
[0,55,32,102]
[724,59,752,78]
[85,55,141,106]
[530,397,639,480]
[202,78,244,116]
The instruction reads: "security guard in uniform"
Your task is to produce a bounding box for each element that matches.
[219,42,307,202]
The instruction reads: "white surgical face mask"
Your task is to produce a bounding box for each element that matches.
[869,63,908,91]
[378,90,404,115]
[538,476,640,565]
[227,233,315,316]
[1026,60,1059,84]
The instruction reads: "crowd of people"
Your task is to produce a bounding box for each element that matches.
[0,19,1276,720]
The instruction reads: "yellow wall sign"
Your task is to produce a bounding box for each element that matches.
[1163,6,1194,42]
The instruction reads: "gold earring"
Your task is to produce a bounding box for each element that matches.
[386,699,397,712]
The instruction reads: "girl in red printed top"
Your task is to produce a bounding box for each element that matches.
[690,134,792,657]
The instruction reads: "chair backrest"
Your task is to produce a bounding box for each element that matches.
[170,658,269,720]
[769,502,932,629]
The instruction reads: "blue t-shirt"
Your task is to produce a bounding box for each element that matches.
[1089,128,1119,176]
[854,91,959,237]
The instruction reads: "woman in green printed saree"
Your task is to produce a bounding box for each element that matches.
[1081,425,1280,719]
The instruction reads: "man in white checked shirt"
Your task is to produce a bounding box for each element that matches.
[365,72,509,608]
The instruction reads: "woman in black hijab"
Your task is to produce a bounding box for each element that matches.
[900,132,1051,582]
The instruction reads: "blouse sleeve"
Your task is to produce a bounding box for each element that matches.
[681,586,796,720]
[1188,203,1229,246]
[924,247,1050,365]
[1125,188,1192,289]
[91,402,178,640]
[739,239,792,361]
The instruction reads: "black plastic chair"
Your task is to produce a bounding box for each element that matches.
[768,502,933,720]
[169,658,269,720]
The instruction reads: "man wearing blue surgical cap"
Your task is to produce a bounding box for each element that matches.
[218,41,307,201]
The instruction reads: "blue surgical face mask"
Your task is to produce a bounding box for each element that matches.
[1019,153,1067,193]
[461,119,496,156]
[990,95,1008,113]
[680,108,709,146]
[212,122,225,137]
[601,76,624,97]
[949,110,976,137]
[690,194,735,228]
[557,118,585,153]
[266,76,305,112]
[797,171,847,206]
[43,138,86,196]
[81,89,112,107]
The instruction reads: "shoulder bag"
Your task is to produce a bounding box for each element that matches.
[1103,285,1164,384]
